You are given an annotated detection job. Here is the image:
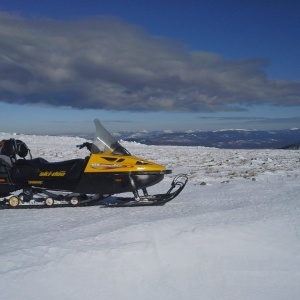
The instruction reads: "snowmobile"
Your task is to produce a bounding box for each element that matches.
[0,119,187,208]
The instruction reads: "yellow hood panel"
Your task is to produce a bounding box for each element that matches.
[84,153,166,173]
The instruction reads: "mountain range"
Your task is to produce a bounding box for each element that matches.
[111,128,300,149]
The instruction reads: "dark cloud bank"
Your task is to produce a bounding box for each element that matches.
[0,12,300,112]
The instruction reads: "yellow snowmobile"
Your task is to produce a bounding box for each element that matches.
[0,119,187,208]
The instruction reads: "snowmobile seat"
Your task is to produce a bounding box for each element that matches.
[15,158,87,179]
[16,157,49,168]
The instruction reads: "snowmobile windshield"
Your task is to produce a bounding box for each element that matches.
[91,119,131,155]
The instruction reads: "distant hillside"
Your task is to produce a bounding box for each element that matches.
[113,128,300,149]
[280,142,300,150]
[65,128,300,149]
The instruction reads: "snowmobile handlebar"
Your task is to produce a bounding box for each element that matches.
[76,142,93,151]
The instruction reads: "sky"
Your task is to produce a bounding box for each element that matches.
[0,0,300,134]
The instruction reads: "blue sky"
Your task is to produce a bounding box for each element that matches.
[0,0,300,134]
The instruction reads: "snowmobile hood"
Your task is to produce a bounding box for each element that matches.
[84,153,168,174]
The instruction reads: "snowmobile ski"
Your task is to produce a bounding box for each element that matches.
[101,174,188,207]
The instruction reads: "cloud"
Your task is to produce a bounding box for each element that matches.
[0,12,300,112]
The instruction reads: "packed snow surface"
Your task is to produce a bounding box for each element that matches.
[1,133,300,300]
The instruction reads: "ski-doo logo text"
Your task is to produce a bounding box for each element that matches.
[39,171,66,177]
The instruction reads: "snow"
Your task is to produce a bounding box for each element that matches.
[1,133,300,300]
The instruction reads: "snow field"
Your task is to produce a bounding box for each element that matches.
[0,132,299,300]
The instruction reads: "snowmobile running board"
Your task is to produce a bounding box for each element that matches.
[0,174,188,209]
[101,174,188,207]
